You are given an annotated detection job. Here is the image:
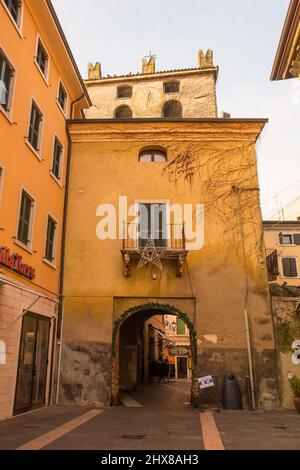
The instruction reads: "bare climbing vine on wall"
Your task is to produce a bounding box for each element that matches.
[162,140,265,272]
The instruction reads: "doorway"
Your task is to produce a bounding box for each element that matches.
[14,313,50,415]
[176,356,188,379]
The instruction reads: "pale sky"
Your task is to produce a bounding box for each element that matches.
[53,0,300,219]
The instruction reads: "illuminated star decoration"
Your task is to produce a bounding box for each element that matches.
[137,238,166,270]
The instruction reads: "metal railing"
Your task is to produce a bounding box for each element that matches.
[122,223,186,251]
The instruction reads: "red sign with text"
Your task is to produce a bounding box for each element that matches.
[0,247,36,280]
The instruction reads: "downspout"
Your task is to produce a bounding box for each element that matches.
[232,185,257,411]
[55,94,85,404]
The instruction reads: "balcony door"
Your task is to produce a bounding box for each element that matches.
[139,203,167,248]
[14,313,50,415]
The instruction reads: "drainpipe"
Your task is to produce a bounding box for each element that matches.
[55,94,85,405]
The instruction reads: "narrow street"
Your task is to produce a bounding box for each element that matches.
[0,381,204,450]
[0,380,299,451]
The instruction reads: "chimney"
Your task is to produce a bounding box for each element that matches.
[221,111,231,119]
[88,62,102,80]
[198,49,214,68]
[142,54,156,74]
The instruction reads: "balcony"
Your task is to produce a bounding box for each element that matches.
[121,223,188,277]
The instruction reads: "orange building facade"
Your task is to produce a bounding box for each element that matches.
[0,0,90,420]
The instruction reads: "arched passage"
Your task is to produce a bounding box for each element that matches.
[111,303,198,406]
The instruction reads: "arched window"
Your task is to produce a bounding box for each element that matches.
[163,100,182,118]
[115,105,133,119]
[139,149,167,163]
[117,85,132,99]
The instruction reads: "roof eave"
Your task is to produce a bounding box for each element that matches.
[270,0,300,81]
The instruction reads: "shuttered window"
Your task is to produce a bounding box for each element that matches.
[17,191,33,245]
[0,49,14,112]
[177,318,186,335]
[52,138,63,180]
[45,216,57,262]
[4,0,21,25]
[28,101,42,151]
[282,257,298,278]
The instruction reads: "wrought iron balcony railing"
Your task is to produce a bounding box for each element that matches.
[121,223,188,277]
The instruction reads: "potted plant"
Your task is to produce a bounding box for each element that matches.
[290,376,300,414]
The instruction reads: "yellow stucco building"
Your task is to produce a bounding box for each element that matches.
[59,54,278,410]
[0,0,90,420]
[265,221,300,286]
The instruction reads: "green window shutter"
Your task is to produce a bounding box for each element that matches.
[177,318,185,335]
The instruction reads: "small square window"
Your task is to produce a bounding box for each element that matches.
[17,190,34,245]
[36,39,48,77]
[52,137,63,180]
[4,0,22,26]
[279,233,293,245]
[0,49,15,112]
[164,81,180,94]
[117,86,132,99]
[28,101,43,151]
[58,82,67,112]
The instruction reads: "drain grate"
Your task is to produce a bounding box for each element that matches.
[122,434,146,440]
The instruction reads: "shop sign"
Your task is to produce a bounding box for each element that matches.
[169,346,190,356]
[0,247,36,280]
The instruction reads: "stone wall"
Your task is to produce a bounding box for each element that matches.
[270,284,300,410]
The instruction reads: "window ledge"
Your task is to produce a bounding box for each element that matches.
[25,139,42,161]
[0,0,23,38]
[0,105,14,125]
[56,100,68,119]
[13,238,33,254]
[43,258,57,270]
[34,60,49,86]
[50,172,63,188]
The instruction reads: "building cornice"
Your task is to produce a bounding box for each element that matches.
[271,0,300,80]
[67,118,268,144]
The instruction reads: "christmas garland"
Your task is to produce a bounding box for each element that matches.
[112,302,197,364]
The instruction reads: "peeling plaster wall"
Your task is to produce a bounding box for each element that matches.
[60,120,277,409]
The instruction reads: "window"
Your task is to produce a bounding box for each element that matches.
[176,318,186,335]
[0,49,14,112]
[28,101,42,151]
[115,105,132,119]
[163,100,182,118]
[0,166,4,204]
[282,257,298,278]
[3,0,22,26]
[17,190,34,245]
[36,39,48,77]
[117,86,132,99]
[139,149,167,163]
[164,81,180,94]
[45,216,57,263]
[52,138,63,180]
[279,233,293,245]
[139,203,167,248]
[279,233,300,245]
[57,82,67,113]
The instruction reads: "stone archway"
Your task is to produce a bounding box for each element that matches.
[111,302,198,406]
